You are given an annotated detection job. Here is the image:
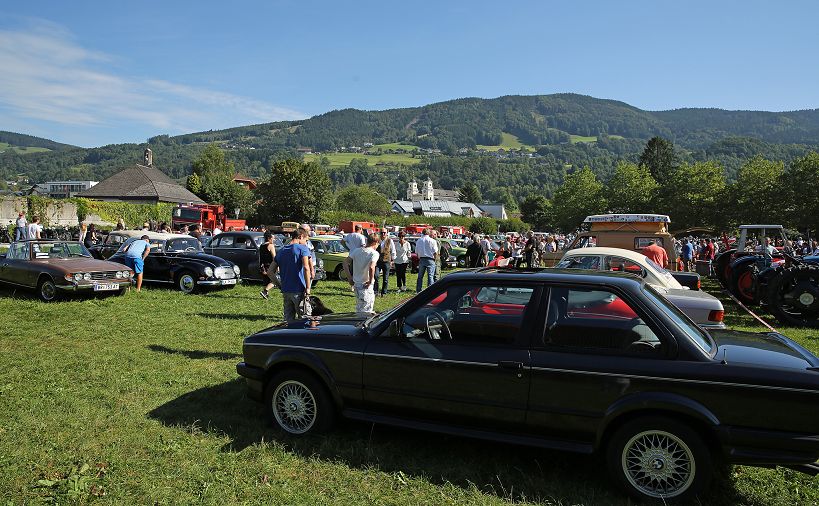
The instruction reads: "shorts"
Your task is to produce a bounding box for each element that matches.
[125,256,144,274]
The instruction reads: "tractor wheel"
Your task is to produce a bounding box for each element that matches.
[715,255,732,287]
[730,263,758,305]
[766,264,819,328]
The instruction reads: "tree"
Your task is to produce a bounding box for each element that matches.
[605,162,659,213]
[458,182,482,203]
[519,194,554,231]
[188,143,253,216]
[498,217,529,233]
[255,159,333,224]
[781,152,819,234]
[335,185,391,216]
[552,167,606,232]
[662,161,726,230]
[468,216,497,235]
[639,137,677,184]
[485,187,518,211]
[729,156,784,226]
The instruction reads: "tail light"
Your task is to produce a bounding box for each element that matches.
[708,310,724,322]
[697,278,701,290]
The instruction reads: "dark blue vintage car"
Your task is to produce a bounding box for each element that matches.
[237,268,819,502]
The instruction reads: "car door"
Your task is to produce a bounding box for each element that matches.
[527,284,679,443]
[0,243,28,285]
[363,281,541,430]
[210,234,236,263]
[232,234,258,279]
[143,240,171,282]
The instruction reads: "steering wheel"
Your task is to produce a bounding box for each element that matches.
[185,247,197,252]
[425,311,452,341]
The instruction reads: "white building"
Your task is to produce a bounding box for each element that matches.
[406,178,460,201]
[40,180,98,198]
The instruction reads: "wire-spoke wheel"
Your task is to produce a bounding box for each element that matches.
[622,430,695,498]
[265,370,335,435]
[607,416,712,502]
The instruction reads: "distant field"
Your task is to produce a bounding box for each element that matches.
[477,132,535,152]
[304,151,421,167]
[371,142,418,152]
[0,142,51,154]
[569,134,624,144]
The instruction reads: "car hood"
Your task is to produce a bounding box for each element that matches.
[36,257,131,272]
[709,329,819,370]
[248,312,370,338]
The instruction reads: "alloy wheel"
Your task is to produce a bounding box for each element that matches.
[40,280,57,301]
[272,380,317,434]
[621,430,696,499]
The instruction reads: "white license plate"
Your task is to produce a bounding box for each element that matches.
[221,279,237,285]
[93,283,118,291]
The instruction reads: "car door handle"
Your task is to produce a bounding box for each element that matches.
[497,361,524,370]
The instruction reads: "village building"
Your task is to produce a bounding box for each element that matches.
[406,178,460,201]
[78,149,205,205]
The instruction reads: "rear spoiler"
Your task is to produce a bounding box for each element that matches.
[672,271,701,291]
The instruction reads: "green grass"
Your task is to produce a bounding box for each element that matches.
[371,142,418,152]
[477,133,535,152]
[568,134,624,144]
[0,276,816,504]
[304,151,421,167]
[0,142,51,154]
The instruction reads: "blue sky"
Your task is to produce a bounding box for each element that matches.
[1,1,817,147]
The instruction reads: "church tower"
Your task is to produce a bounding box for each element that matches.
[407,179,419,200]
[424,178,435,200]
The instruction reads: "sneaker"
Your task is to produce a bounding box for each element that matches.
[259,290,268,300]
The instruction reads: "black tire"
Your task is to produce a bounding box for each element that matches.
[37,276,60,302]
[176,270,198,294]
[766,264,819,328]
[715,254,732,287]
[264,369,335,435]
[729,263,758,305]
[606,416,713,503]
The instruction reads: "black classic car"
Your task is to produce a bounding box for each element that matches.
[107,231,240,293]
[88,231,131,259]
[0,240,133,301]
[204,231,325,285]
[238,268,819,501]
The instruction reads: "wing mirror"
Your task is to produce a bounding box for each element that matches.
[388,319,403,338]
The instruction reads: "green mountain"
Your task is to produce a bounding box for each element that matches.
[0,131,77,156]
[2,94,818,199]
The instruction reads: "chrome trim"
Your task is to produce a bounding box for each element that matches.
[529,366,819,394]
[249,344,362,356]
[365,352,497,368]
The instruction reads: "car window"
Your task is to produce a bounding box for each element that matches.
[604,256,645,276]
[557,255,601,270]
[7,242,29,260]
[233,236,250,248]
[167,238,204,252]
[215,235,234,248]
[400,284,536,345]
[106,234,124,245]
[635,237,663,249]
[642,285,713,354]
[543,286,663,356]
[573,235,597,248]
[323,240,348,254]
[33,242,91,259]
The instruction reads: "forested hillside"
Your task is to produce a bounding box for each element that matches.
[2,93,818,202]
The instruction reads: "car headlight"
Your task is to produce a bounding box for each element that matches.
[204,267,213,277]
[317,258,324,269]
[123,270,132,278]
[115,271,123,279]
[73,272,83,281]
[232,265,240,275]
[83,273,92,281]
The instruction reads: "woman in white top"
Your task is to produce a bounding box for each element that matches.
[393,232,410,292]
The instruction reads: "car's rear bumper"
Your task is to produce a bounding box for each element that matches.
[237,362,265,401]
[718,425,819,469]
[699,322,726,330]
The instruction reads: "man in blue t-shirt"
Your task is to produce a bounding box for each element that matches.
[681,238,694,272]
[269,228,313,322]
[125,235,152,292]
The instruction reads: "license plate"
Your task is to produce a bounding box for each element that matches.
[93,283,118,291]
[221,279,237,285]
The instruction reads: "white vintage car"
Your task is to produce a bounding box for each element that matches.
[556,247,726,329]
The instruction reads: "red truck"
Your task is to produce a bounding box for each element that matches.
[339,220,378,235]
[172,204,246,233]
[405,223,432,235]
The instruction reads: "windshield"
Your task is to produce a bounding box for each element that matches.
[642,285,714,354]
[322,240,348,253]
[32,242,91,259]
[644,257,680,288]
[167,238,204,252]
[366,298,412,329]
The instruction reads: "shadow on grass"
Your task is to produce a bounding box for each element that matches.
[196,313,275,322]
[148,344,241,360]
[148,379,758,505]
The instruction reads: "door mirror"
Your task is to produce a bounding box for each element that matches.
[458,294,472,309]
[388,319,402,338]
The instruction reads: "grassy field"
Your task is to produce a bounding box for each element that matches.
[304,151,421,167]
[568,134,625,144]
[369,142,418,152]
[0,275,817,504]
[0,142,51,154]
[477,132,535,152]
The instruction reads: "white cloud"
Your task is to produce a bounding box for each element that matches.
[0,19,305,138]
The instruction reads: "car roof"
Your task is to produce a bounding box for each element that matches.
[113,230,190,240]
[443,267,647,288]
[312,235,343,240]
[563,247,650,263]
[216,231,263,236]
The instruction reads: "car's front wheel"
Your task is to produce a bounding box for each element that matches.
[606,416,712,502]
[37,277,59,302]
[265,369,335,435]
[176,270,197,294]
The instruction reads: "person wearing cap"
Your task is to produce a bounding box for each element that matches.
[15,212,27,241]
